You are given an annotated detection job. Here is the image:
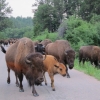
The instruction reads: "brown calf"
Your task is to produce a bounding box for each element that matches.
[43,55,67,91]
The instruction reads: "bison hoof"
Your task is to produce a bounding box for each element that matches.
[19,88,24,92]
[67,75,70,78]
[7,80,10,84]
[33,93,39,97]
[40,83,42,86]
[52,89,55,91]
[45,83,47,85]
[16,84,19,87]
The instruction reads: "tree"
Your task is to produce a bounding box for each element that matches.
[33,0,65,35]
[79,0,100,21]
[0,0,12,31]
[33,4,60,35]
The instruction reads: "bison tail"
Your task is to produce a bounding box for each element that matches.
[0,45,6,53]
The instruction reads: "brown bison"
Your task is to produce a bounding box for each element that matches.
[45,40,75,78]
[43,55,67,91]
[40,39,52,47]
[1,37,45,96]
[79,45,100,67]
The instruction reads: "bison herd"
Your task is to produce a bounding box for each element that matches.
[0,37,100,97]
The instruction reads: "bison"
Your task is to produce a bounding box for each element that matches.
[35,39,52,54]
[45,40,75,78]
[0,37,45,96]
[43,55,67,91]
[40,39,52,47]
[79,45,100,67]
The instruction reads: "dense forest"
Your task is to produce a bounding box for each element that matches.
[0,0,100,51]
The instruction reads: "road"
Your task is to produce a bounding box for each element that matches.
[0,46,100,100]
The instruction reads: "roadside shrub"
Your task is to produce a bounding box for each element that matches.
[64,16,97,51]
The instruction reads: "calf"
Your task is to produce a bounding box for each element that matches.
[43,55,67,91]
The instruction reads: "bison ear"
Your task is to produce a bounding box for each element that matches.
[54,65,59,68]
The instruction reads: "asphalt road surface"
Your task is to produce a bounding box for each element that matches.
[0,46,100,100]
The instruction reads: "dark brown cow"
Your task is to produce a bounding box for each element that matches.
[45,40,75,78]
[1,37,45,96]
[79,45,100,67]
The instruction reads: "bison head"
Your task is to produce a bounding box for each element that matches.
[54,63,66,76]
[65,49,75,69]
[35,43,45,54]
[25,52,46,86]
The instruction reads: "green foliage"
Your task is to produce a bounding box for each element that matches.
[33,4,53,34]
[23,28,34,39]
[9,16,33,28]
[79,0,100,21]
[33,2,64,35]
[64,16,97,51]
[0,16,33,39]
[0,0,12,31]
[4,27,33,38]
[74,59,100,80]
[0,31,5,39]
[0,17,12,31]
[32,29,57,41]
[33,22,43,36]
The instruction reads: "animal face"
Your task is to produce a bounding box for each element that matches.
[25,52,45,85]
[26,67,44,86]
[54,63,66,76]
[34,68,44,85]
[65,50,75,69]
[35,44,45,54]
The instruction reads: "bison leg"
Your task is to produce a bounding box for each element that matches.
[44,73,47,85]
[83,59,85,65]
[15,72,19,87]
[18,72,24,92]
[67,73,70,78]
[79,55,82,65]
[66,67,70,78]
[49,73,55,91]
[79,58,82,65]
[7,68,10,84]
[32,85,39,96]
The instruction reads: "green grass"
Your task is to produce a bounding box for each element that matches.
[74,59,100,80]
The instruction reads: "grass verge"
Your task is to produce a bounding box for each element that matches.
[74,59,100,80]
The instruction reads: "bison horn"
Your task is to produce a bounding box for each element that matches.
[35,45,37,48]
[43,54,46,61]
[65,52,67,55]
[25,58,31,64]
[42,45,45,48]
